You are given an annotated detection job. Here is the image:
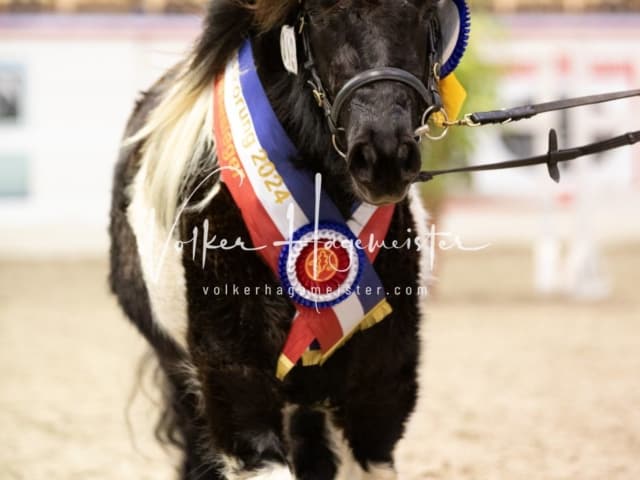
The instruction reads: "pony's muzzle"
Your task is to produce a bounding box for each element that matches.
[340,81,424,204]
[346,122,421,204]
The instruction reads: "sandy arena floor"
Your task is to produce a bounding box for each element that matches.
[1,246,639,479]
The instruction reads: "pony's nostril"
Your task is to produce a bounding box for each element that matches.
[399,141,421,181]
[348,143,377,183]
[362,144,377,167]
[397,143,409,163]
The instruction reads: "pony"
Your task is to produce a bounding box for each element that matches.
[109,0,453,478]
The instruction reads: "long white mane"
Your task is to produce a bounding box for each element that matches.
[125,61,217,230]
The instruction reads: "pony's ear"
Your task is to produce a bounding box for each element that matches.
[191,0,255,83]
[436,0,471,78]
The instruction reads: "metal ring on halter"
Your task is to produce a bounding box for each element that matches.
[332,129,347,158]
[416,105,450,141]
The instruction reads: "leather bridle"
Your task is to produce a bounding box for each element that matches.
[299,13,446,157]
[296,9,640,183]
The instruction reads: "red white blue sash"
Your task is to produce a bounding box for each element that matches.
[213,41,394,379]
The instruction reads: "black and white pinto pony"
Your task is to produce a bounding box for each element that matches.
[109,1,463,478]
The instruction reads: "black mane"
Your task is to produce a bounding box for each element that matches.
[191,1,254,82]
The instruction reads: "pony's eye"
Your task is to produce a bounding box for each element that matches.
[306,0,345,25]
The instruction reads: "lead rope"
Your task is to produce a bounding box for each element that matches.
[415,129,640,183]
[414,88,640,183]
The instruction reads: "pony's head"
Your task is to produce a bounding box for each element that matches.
[139,0,468,229]
[296,0,467,204]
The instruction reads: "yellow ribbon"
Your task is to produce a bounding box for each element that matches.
[432,73,467,128]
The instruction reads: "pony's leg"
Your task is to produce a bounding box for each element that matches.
[181,430,225,480]
[201,365,295,480]
[337,384,414,480]
[288,406,338,480]
[336,325,420,480]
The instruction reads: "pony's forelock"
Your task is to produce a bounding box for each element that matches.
[250,0,298,31]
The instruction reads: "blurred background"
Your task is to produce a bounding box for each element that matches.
[1,1,639,479]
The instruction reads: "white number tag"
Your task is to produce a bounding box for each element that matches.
[280,25,299,75]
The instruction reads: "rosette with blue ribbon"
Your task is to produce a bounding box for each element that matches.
[438,0,471,78]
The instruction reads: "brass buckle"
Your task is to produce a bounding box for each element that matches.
[312,89,324,108]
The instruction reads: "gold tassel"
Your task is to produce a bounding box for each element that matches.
[319,299,392,365]
[301,350,323,366]
[276,299,393,379]
[276,354,295,381]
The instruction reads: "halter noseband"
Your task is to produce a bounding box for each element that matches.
[331,68,436,134]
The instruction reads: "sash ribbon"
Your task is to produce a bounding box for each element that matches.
[213,40,394,379]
